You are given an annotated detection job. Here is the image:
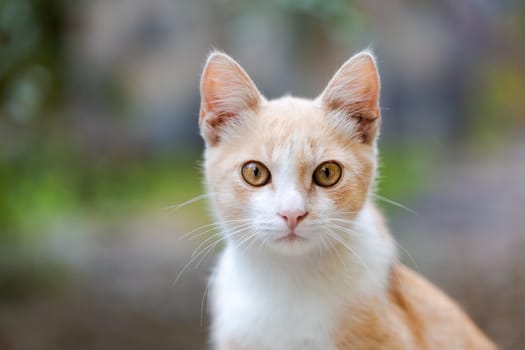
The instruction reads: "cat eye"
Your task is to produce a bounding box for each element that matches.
[241,161,271,187]
[313,161,342,187]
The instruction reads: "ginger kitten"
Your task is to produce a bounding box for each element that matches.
[198,50,496,350]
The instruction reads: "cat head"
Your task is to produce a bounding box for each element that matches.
[199,50,381,256]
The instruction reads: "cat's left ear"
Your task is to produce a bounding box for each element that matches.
[318,50,380,145]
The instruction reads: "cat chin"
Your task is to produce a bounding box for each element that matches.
[260,238,322,257]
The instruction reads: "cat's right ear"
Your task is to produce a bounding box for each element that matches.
[317,50,381,145]
[199,52,264,146]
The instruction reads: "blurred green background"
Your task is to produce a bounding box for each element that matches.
[1,0,524,349]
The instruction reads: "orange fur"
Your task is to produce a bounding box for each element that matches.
[334,263,496,350]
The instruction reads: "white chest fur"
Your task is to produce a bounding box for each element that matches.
[210,247,341,350]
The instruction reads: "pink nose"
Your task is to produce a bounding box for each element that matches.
[278,210,308,230]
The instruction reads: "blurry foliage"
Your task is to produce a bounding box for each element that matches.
[229,0,357,19]
[469,62,525,146]
[0,146,203,240]
[377,143,435,207]
[275,0,357,21]
[0,0,64,123]
[226,0,366,42]
[278,0,367,44]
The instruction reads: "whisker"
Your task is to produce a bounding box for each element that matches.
[373,194,418,215]
[327,216,419,271]
[190,234,222,259]
[321,230,348,277]
[200,277,212,328]
[326,221,358,235]
[324,227,384,289]
[162,191,221,213]
[395,240,420,272]
[194,225,251,269]
[180,219,252,240]
[191,223,251,258]
[195,239,222,269]
[317,235,323,259]
[332,210,360,215]
[183,222,250,241]
[324,227,371,274]
[233,232,257,251]
[173,245,214,287]
[257,236,268,250]
[326,217,371,232]
[181,225,220,241]
[240,234,260,254]
[173,226,250,288]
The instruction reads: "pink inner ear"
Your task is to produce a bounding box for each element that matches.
[321,52,380,116]
[199,53,262,145]
[321,51,381,144]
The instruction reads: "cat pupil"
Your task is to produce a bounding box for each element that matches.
[323,167,330,178]
[253,167,259,177]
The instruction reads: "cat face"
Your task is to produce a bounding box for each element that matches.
[199,51,380,256]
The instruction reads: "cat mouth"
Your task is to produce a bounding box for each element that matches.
[276,232,306,243]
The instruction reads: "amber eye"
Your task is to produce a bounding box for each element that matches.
[313,161,342,187]
[241,161,271,186]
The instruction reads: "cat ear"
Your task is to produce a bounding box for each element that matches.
[318,50,380,145]
[199,51,263,146]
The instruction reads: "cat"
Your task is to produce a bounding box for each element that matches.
[197,49,497,350]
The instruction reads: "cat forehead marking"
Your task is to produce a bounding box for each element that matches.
[252,97,328,156]
[259,96,325,129]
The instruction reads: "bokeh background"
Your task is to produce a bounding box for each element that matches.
[1,0,524,349]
